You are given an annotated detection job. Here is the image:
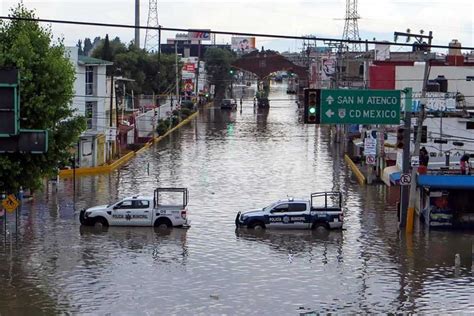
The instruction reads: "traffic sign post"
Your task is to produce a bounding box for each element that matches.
[2,194,19,213]
[400,173,412,186]
[366,155,376,165]
[320,89,401,124]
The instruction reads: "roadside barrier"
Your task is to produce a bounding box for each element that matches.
[344,154,366,185]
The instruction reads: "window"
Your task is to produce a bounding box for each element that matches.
[133,200,150,209]
[85,66,94,95]
[116,200,133,209]
[289,203,307,212]
[272,204,289,213]
[85,101,93,129]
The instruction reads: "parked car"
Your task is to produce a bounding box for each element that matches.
[235,192,343,230]
[80,188,190,229]
[220,98,237,110]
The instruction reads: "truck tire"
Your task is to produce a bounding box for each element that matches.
[312,222,329,231]
[248,221,265,230]
[154,218,172,229]
[94,217,109,227]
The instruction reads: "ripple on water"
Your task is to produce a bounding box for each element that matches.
[2,84,474,314]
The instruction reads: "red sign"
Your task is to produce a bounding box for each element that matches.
[183,63,195,72]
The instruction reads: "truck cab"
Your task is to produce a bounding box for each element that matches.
[235,192,343,230]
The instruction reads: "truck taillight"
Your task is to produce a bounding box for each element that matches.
[339,213,344,222]
[181,210,187,219]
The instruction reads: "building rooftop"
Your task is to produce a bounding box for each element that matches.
[78,55,113,66]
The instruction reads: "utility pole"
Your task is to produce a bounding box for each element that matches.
[406,54,432,233]
[134,0,140,48]
[175,40,180,108]
[195,40,201,100]
[399,88,412,228]
[109,74,114,161]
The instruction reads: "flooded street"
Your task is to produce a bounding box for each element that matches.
[1,83,473,314]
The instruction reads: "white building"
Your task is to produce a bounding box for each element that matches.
[66,46,113,168]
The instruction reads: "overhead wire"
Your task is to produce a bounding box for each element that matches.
[1,16,474,51]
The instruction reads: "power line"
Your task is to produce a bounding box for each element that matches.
[2,16,474,51]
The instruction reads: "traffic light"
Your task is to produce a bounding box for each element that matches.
[304,89,320,124]
[396,127,404,149]
[0,68,19,136]
[229,68,235,75]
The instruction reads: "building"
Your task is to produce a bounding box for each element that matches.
[66,46,113,168]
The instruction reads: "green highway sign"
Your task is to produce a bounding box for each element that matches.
[320,89,401,124]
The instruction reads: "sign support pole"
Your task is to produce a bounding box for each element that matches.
[407,56,432,233]
[399,88,412,228]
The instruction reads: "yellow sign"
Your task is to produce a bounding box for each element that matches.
[2,194,20,213]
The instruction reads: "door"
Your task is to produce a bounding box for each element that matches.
[268,203,309,229]
[111,199,134,226]
[267,203,289,228]
[131,199,152,226]
[287,203,311,229]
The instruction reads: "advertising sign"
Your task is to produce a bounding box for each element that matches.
[231,37,256,53]
[183,63,196,72]
[188,30,211,41]
[320,89,401,124]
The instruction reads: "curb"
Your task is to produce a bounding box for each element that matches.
[59,108,202,178]
[344,154,366,185]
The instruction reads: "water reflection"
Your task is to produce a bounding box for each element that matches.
[235,228,344,264]
[2,83,474,314]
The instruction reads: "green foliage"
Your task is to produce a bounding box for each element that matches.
[92,38,179,95]
[204,47,236,99]
[0,4,86,193]
[156,119,171,136]
[180,108,193,118]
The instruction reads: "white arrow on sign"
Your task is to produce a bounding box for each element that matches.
[326,96,334,105]
[325,109,335,118]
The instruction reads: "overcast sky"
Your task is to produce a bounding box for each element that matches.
[1,0,473,52]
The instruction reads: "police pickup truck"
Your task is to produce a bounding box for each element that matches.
[235,192,343,230]
[80,188,190,228]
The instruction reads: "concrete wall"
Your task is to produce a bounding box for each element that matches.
[395,63,474,106]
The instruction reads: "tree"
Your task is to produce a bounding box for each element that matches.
[83,37,93,56]
[0,4,86,194]
[102,34,112,62]
[77,39,83,55]
[204,47,236,99]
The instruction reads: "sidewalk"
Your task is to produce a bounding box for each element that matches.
[59,103,208,178]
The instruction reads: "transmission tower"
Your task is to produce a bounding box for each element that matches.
[341,0,361,52]
[144,0,160,52]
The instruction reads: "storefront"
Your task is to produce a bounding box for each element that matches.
[417,174,474,227]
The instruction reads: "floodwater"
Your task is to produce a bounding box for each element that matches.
[1,83,473,315]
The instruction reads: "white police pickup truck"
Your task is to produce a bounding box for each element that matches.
[80,188,190,228]
[235,192,343,230]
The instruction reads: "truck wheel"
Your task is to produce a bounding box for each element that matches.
[94,217,109,228]
[154,218,172,229]
[249,221,265,230]
[312,222,329,231]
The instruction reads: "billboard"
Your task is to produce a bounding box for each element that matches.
[231,37,256,53]
[183,63,195,72]
[188,30,211,41]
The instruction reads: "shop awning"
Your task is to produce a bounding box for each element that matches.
[382,165,401,186]
[418,175,474,190]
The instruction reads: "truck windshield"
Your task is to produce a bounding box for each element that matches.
[263,201,279,212]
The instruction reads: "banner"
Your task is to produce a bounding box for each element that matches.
[231,37,256,53]
[188,30,211,41]
[183,63,195,72]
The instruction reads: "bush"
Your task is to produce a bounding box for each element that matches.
[156,119,170,135]
[180,108,193,118]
